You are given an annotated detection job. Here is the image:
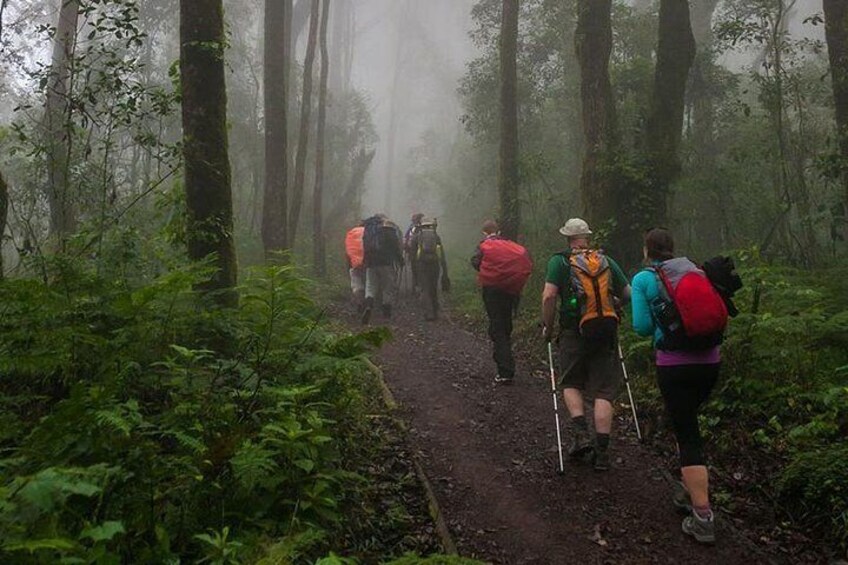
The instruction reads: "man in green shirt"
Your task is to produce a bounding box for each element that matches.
[541,218,631,471]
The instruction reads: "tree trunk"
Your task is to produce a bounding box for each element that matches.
[45,0,80,245]
[262,0,292,258]
[326,149,376,228]
[312,0,330,276]
[498,0,520,241]
[825,0,848,224]
[575,0,619,247]
[0,170,7,279]
[288,0,320,243]
[644,0,696,228]
[180,0,238,304]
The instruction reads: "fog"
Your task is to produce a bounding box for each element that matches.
[344,0,478,224]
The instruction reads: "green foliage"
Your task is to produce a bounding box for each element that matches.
[0,256,391,563]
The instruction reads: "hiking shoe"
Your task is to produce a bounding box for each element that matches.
[494,374,514,384]
[682,511,716,544]
[673,481,693,515]
[593,448,610,471]
[568,428,593,458]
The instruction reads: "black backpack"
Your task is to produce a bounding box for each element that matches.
[363,216,384,257]
[702,256,743,318]
[417,226,440,263]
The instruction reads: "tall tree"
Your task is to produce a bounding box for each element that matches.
[262,0,292,258]
[575,0,619,246]
[288,0,320,242]
[825,0,848,221]
[0,170,7,279]
[44,0,80,245]
[644,0,696,228]
[312,0,330,276]
[498,0,520,240]
[180,0,238,302]
[383,1,410,216]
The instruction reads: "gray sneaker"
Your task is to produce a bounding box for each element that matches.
[682,510,716,544]
[494,374,514,384]
[568,428,593,458]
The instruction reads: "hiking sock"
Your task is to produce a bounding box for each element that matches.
[572,416,588,431]
[595,433,610,451]
[693,504,713,520]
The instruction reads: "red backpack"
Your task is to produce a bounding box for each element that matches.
[651,257,728,350]
[478,238,533,296]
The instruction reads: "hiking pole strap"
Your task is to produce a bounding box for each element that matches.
[618,344,643,441]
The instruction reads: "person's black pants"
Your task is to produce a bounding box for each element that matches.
[482,287,517,379]
[419,261,441,319]
[657,363,720,467]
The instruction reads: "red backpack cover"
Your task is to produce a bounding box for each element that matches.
[478,238,533,296]
[656,257,728,340]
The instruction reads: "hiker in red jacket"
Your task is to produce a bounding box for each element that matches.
[471,220,532,384]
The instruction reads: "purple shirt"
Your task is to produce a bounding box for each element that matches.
[656,346,721,367]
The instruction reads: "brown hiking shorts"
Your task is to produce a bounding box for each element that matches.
[558,330,622,401]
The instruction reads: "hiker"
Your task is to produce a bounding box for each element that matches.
[409,219,450,320]
[631,228,730,544]
[541,218,630,471]
[344,222,366,310]
[472,220,532,384]
[362,213,404,324]
[404,213,425,294]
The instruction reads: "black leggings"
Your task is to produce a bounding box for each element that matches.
[657,364,720,467]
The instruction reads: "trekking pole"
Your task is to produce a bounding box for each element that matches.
[547,341,566,476]
[618,343,643,441]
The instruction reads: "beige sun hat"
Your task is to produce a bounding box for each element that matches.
[559,218,593,237]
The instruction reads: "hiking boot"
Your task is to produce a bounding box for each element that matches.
[593,448,610,471]
[682,511,716,544]
[361,298,373,325]
[568,428,593,458]
[494,374,514,385]
[673,481,693,515]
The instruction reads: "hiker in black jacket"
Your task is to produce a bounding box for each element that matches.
[361,214,404,324]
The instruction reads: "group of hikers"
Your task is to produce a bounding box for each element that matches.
[345,213,742,546]
[345,213,450,323]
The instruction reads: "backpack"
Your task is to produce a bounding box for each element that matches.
[702,255,743,318]
[566,250,619,342]
[345,226,365,269]
[416,226,440,263]
[477,238,533,296]
[363,216,384,258]
[650,257,728,351]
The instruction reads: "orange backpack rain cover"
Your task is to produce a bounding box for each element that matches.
[345,226,365,269]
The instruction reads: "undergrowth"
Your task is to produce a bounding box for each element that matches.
[0,246,452,563]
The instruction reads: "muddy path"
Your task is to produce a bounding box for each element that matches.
[337,298,778,564]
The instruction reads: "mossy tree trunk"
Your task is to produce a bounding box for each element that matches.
[45,0,79,246]
[288,0,320,243]
[312,0,330,277]
[825,0,848,234]
[644,0,696,229]
[498,0,520,241]
[262,0,292,258]
[180,0,238,304]
[575,0,620,250]
[0,170,7,279]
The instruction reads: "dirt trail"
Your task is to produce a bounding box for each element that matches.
[343,300,778,564]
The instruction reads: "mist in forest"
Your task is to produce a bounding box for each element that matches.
[346,0,478,223]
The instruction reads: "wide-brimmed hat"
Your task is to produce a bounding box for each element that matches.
[559,218,592,237]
